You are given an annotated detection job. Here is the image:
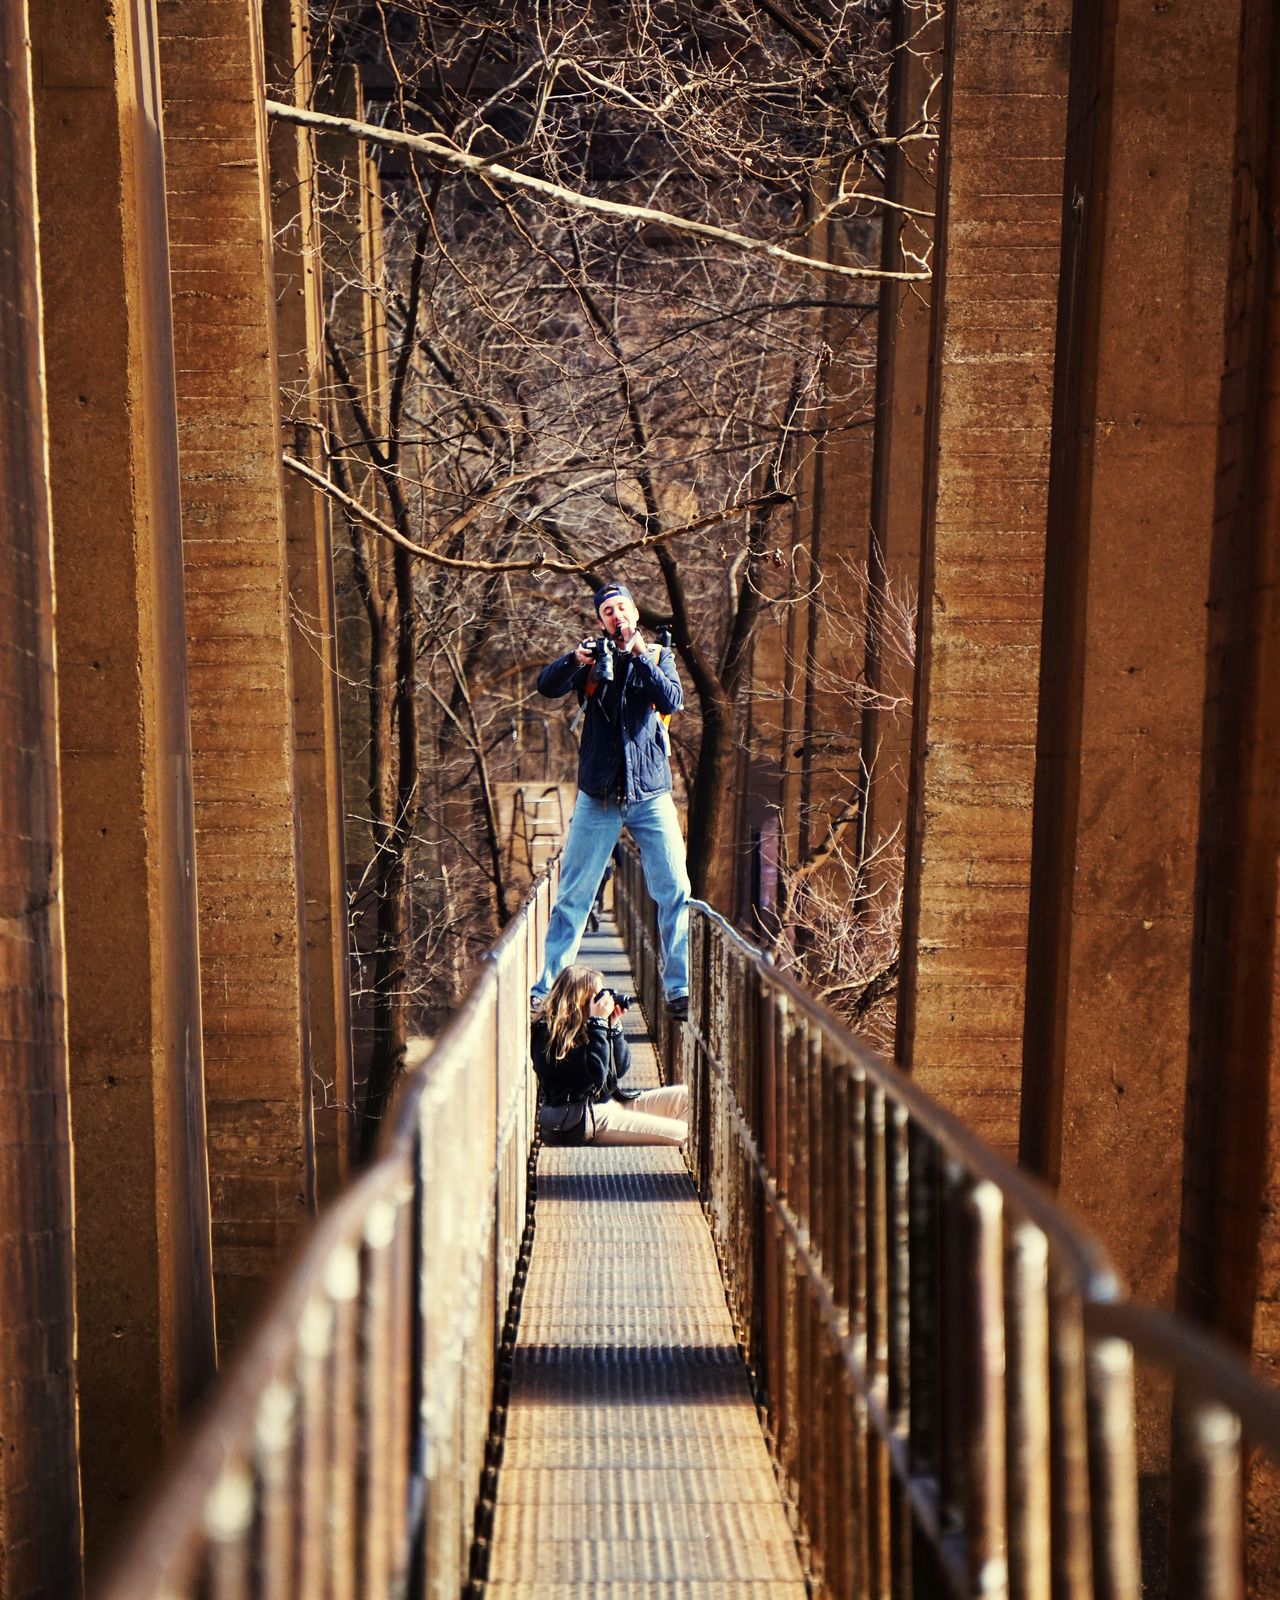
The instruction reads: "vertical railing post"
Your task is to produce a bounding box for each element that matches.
[1084,1337,1140,1600]
[850,1065,871,1600]
[749,954,770,1377]
[886,1099,913,1600]
[1170,1389,1244,1600]
[867,1080,892,1600]
[294,1294,336,1597]
[907,1119,940,1494]
[255,1382,297,1600]
[1048,1279,1094,1600]
[325,1245,360,1599]
[761,983,782,1438]
[939,1158,968,1536]
[825,1054,854,1600]
[1006,1221,1051,1600]
[964,1182,1007,1599]
[204,1463,254,1600]
[359,1201,396,1597]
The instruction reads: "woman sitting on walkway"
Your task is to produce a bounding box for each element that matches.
[532,965,688,1146]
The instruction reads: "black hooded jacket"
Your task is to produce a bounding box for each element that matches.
[531,1017,631,1107]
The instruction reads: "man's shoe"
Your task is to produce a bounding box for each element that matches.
[665,994,689,1022]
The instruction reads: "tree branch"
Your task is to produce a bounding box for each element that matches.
[282,451,791,573]
[266,100,928,285]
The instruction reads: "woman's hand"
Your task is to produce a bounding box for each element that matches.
[589,990,615,1020]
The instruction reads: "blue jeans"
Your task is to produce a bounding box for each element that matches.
[532,791,691,1001]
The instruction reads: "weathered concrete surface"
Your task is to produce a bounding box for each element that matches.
[156,0,315,1346]
[1176,0,1280,1582]
[264,0,353,1200]
[31,0,217,1557]
[0,8,83,1593]
[896,0,1072,1159]
[1020,0,1234,1332]
[862,0,942,909]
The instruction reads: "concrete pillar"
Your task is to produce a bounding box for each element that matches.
[0,8,83,1594]
[264,0,353,1199]
[155,0,315,1345]
[30,0,216,1556]
[861,0,942,901]
[895,0,1072,1157]
[1019,0,1235,1330]
[1176,0,1280,1576]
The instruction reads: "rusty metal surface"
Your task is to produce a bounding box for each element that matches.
[487,922,806,1597]
[94,865,558,1600]
[613,847,1280,1600]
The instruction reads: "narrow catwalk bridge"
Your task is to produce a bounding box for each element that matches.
[99,854,1280,1600]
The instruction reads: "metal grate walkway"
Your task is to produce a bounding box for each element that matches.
[486,926,807,1597]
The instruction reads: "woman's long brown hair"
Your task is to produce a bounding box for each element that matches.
[543,964,605,1062]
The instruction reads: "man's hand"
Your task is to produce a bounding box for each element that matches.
[621,628,646,656]
[574,640,595,666]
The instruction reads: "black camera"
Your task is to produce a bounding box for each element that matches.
[584,635,619,682]
[594,988,634,1013]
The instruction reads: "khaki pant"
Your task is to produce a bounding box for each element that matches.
[589,1083,688,1147]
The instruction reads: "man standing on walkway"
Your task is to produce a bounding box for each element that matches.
[530,582,691,1019]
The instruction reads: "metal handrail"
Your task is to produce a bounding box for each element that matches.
[613,844,1280,1600]
[96,861,558,1600]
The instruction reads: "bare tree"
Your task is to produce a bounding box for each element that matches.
[763,553,918,1047]
[274,0,929,1130]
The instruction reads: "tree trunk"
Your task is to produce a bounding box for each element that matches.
[684,686,739,906]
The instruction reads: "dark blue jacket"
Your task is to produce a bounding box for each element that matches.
[537,642,683,803]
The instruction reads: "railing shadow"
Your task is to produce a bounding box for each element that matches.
[535,1167,696,1205]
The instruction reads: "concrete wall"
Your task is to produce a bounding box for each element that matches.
[4,0,349,1566]
[1176,0,1280,1575]
[31,0,216,1559]
[1020,0,1236,1318]
[264,0,353,1201]
[0,7,83,1592]
[156,0,316,1346]
[896,0,1073,1160]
